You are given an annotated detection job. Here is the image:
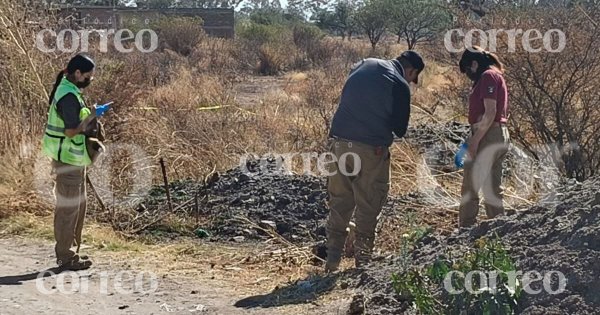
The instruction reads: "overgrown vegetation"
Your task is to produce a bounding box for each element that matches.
[392,236,522,314]
[152,16,205,56]
[2,0,600,235]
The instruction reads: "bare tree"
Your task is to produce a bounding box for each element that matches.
[482,7,600,180]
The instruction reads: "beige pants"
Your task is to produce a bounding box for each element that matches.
[52,160,87,265]
[459,126,510,227]
[325,138,390,265]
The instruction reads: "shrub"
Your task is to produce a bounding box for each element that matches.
[291,23,334,66]
[306,38,337,67]
[237,23,296,74]
[392,236,522,314]
[257,44,288,75]
[190,38,243,75]
[153,16,205,56]
[237,22,287,46]
[292,23,325,50]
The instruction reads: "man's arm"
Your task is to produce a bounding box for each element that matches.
[391,82,411,138]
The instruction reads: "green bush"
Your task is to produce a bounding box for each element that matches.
[292,23,336,67]
[392,236,522,315]
[247,7,303,26]
[292,23,325,49]
[237,22,333,73]
[237,22,294,74]
[237,22,288,46]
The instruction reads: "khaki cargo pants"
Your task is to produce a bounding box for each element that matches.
[51,160,87,265]
[459,125,510,227]
[325,138,390,265]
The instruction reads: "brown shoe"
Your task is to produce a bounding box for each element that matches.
[324,254,341,273]
[58,256,92,271]
[78,254,90,260]
[325,261,340,273]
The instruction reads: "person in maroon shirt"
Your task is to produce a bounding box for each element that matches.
[458,46,510,228]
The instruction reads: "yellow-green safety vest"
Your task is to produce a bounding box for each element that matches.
[41,76,92,166]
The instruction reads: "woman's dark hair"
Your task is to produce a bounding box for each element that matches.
[48,54,95,105]
[459,46,504,75]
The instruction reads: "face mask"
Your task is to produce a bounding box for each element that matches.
[76,77,91,89]
[466,68,479,82]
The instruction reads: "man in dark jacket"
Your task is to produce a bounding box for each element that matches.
[325,51,424,272]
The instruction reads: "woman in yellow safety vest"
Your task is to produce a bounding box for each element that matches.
[42,54,109,271]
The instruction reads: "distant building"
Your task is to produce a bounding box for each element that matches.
[55,6,234,38]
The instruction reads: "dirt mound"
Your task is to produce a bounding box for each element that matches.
[349,176,600,314]
[137,158,329,243]
[148,160,453,244]
[138,157,457,246]
[201,158,329,243]
[404,122,469,172]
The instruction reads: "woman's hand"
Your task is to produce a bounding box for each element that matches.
[64,114,96,138]
[467,139,479,159]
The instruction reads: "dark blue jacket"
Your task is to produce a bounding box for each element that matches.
[329,58,411,147]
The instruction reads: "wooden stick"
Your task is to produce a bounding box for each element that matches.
[86,174,109,215]
[159,157,173,213]
[129,198,195,234]
[194,188,200,225]
[82,174,108,252]
[232,215,326,263]
[576,4,598,28]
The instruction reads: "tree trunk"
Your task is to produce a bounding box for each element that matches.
[407,38,416,50]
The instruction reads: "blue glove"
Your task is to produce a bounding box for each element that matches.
[95,102,112,117]
[454,142,469,169]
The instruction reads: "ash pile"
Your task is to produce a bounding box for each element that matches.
[201,158,329,243]
[137,157,329,243]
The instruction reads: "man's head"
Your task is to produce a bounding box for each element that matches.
[397,50,425,84]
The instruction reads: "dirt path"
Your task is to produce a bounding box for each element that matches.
[0,237,350,315]
[233,75,296,107]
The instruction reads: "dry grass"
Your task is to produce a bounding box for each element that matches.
[0,1,65,217]
[0,1,549,260]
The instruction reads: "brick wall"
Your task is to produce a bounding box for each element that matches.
[57,7,234,39]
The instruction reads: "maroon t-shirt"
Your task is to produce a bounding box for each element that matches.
[468,69,508,124]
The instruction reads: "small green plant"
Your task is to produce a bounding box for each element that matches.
[392,269,440,314]
[392,235,522,314]
[442,236,522,315]
[397,211,431,270]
